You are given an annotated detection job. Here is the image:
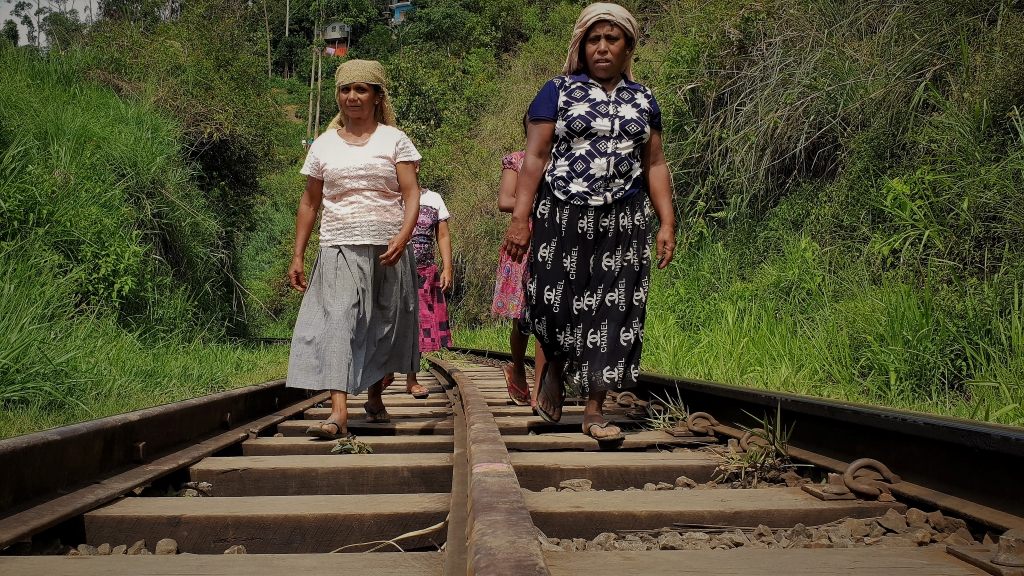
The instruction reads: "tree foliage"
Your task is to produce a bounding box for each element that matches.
[1,20,18,45]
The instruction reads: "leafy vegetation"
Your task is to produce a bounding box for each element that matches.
[452,0,1024,427]
[3,0,1024,436]
[0,3,291,437]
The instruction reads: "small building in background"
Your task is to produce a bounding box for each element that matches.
[389,1,413,24]
[323,21,351,56]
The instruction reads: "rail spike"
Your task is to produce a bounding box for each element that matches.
[843,458,901,500]
[686,411,719,435]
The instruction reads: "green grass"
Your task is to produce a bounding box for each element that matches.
[455,239,1024,427]
[447,0,1024,429]
[0,40,290,439]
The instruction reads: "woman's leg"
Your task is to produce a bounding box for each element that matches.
[531,340,546,409]
[507,319,532,401]
[310,389,348,435]
[365,376,390,420]
[535,353,564,421]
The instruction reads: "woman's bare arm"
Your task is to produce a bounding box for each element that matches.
[437,220,453,292]
[641,130,676,269]
[502,120,554,262]
[497,169,519,213]
[288,176,325,292]
[381,161,421,267]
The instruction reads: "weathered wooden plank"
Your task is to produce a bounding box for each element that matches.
[491,414,628,435]
[544,549,985,575]
[242,436,455,455]
[503,431,716,452]
[277,418,454,436]
[0,553,445,575]
[189,454,453,495]
[328,397,452,408]
[510,452,721,490]
[525,488,907,540]
[304,407,454,420]
[83,494,450,554]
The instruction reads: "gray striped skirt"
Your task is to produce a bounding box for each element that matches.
[287,244,420,394]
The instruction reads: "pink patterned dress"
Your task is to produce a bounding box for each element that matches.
[492,151,530,319]
[412,189,452,353]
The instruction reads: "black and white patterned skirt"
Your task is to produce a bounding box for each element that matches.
[525,182,651,394]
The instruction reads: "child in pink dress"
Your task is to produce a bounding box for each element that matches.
[405,179,453,397]
[493,118,546,407]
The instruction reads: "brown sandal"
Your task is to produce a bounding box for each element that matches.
[583,415,624,448]
[305,421,352,440]
[363,401,391,423]
[535,363,565,424]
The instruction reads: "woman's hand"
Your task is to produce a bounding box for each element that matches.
[654,222,676,269]
[380,234,409,267]
[502,216,532,263]
[439,266,453,292]
[288,255,308,292]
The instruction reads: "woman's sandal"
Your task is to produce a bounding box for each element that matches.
[305,421,353,440]
[407,383,430,399]
[380,373,396,390]
[535,363,566,424]
[504,364,531,407]
[363,401,391,423]
[582,416,625,448]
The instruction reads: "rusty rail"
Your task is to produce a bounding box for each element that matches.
[429,357,550,576]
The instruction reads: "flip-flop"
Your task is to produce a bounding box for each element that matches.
[380,373,396,390]
[363,401,391,423]
[535,363,565,424]
[583,418,625,448]
[407,384,430,399]
[305,421,352,440]
[504,364,531,406]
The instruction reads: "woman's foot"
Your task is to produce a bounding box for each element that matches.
[504,364,531,406]
[405,374,430,399]
[363,400,391,423]
[582,413,623,440]
[535,362,565,423]
[305,420,351,439]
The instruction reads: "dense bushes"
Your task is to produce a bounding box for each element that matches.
[433,0,1024,425]
[0,10,290,436]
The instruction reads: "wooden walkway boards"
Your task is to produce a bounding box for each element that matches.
[544,549,983,575]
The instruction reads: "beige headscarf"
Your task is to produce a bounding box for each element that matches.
[326,59,397,131]
[562,2,639,81]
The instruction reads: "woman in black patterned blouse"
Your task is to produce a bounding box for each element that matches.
[501,2,676,444]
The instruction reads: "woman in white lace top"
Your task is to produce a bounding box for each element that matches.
[286,59,422,439]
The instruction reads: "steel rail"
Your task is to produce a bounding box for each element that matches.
[451,346,1024,528]
[429,357,550,576]
[0,381,321,550]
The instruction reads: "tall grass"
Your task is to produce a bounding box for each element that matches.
[450,0,1024,427]
[0,43,290,438]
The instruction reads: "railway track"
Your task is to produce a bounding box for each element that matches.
[1,351,1023,575]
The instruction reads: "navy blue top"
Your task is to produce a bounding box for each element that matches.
[528,74,662,206]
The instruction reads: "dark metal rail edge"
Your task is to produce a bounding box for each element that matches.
[0,379,308,516]
[450,346,1024,521]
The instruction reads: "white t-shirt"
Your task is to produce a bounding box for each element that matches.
[300,125,422,246]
